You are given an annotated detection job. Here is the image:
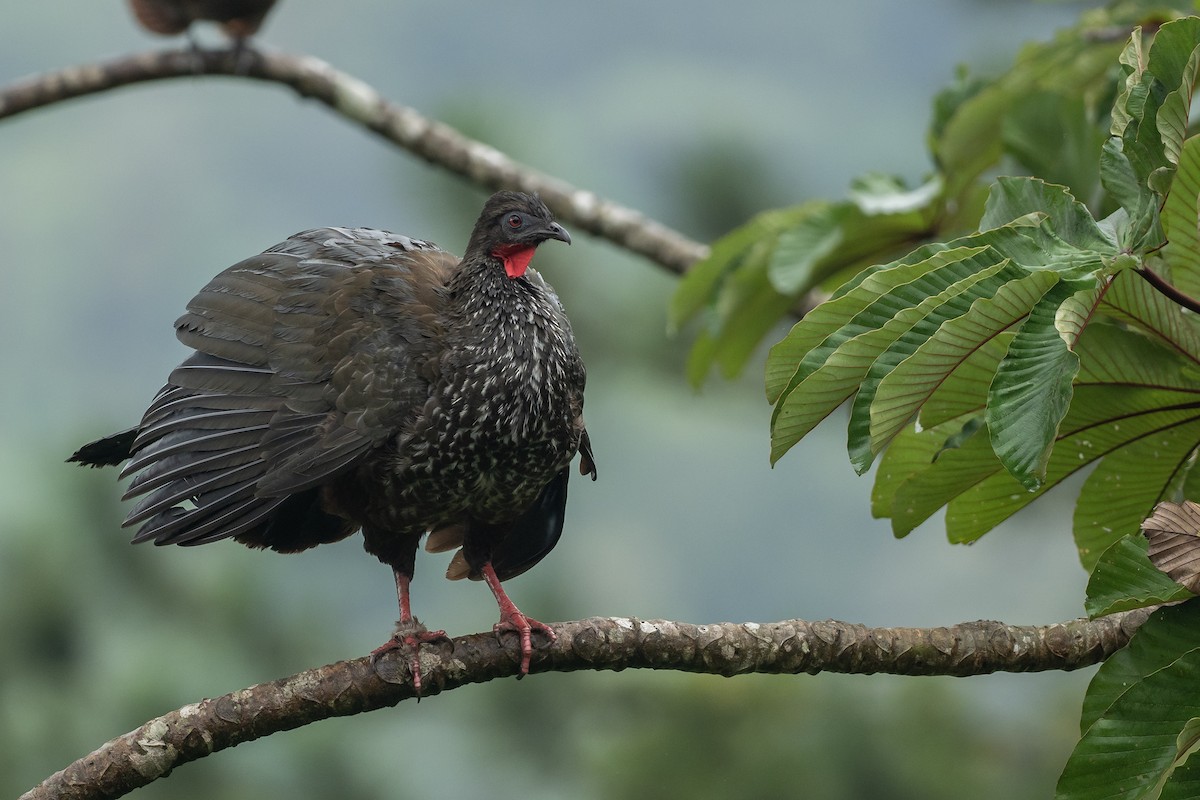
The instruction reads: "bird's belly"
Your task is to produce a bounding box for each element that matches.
[393,391,577,526]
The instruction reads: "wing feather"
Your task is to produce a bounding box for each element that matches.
[118,227,456,550]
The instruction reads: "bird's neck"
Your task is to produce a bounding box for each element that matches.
[444,254,559,350]
[449,254,534,308]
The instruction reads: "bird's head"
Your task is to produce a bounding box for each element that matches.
[467,191,572,279]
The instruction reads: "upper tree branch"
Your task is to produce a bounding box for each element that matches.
[0,46,709,275]
[23,610,1152,800]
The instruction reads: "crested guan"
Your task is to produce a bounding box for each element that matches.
[127,0,277,44]
[70,191,596,689]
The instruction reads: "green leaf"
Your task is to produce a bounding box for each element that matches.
[771,255,1018,464]
[882,420,1001,537]
[1161,757,1200,800]
[1075,318,1199,390]
[1061,602,1200,800]
[1100,138,1162,252]
[1101,268,1200,364]
[1057,646,1200,800]
[877,313,1200,545]
[920,333,1013,429]
[706,259,796,381]
[986,282,1083,489]
[946,401,1200,545]
[980,177,1115,254]
[1055,284,1107,345]
[767,184,938,296]
[764,245,990,404]
[1074,418,1200,571]
[1108,27,1147,144]
[866,270,1060,461]
[1081,603,1200,734]
[766,205,846,295]
[1145,17,1200,177]
[669,216,765,332]
[1100,17,1200,251]
[1084,535,1194,619]
[844,259,1047,475]
[1162,135,1200,300]
[1003,90,1104,202]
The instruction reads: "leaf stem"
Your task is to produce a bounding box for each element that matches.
[1136,266,1200,314]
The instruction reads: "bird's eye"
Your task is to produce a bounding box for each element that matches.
[506,214,524,229]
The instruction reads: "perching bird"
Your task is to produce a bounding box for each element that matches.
[127,0,277,45]
[70,191,595,690]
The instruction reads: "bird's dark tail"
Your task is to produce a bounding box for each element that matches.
[432,468,571,582]
[489,468,569,581]
[67,427,138,468]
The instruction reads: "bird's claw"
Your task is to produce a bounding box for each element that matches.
[370,619,450,696]
[493,613,556,677]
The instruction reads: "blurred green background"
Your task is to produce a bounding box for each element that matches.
[3,2,1099,797]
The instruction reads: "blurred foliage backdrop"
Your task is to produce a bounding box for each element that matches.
[2,2,1101,797]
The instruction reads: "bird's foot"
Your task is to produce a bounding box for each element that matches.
[493,611,556,677]
[370,619,449,696]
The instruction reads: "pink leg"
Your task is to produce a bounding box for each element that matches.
[481,562,556,676]
[370,570,448,695]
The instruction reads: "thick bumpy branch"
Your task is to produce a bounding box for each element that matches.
[0,46,709,275]
[23,609,1152,800]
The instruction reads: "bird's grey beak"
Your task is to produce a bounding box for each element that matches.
[546,222,571,245]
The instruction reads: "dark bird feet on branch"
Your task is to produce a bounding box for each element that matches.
[370,619,450,696]
[482,563,556,677]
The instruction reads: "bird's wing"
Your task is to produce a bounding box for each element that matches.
[120,227,456,547]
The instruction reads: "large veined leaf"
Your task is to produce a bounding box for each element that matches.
[885,272,1200,548]
[772,262,1020,463]
[1058,602,1200,800]
[840,180,1116,475]
[870,302,1200,545]
[1084,535,1194,619]
[1057,648,1200,800]
[844,268,1058,473]
[769,251,1019,462]
[669,205,809,332]
[871,335,1011,531]
[1080,602,1200,736]
[947,400,1200,544]
[1101,268,1200,362]
[919,332,1014,429]
[979,177,1116,254]
[683,255,796,385]
[1161,135,1200,300]
[986,282,1084,489]
[1101,17,1200,252]
[866,272,1060,457]
[880,421,1002,537]
[1073,419,1200,570]
[1075,317,1200,390]
[674,187,939,385]
[1003,90,1105,203]
[764,245,989,404]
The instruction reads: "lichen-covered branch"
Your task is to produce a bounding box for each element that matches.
[0,46,708,276]
[22,609,1152,800]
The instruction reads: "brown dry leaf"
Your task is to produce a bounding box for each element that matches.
[1142,500,1200,593]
